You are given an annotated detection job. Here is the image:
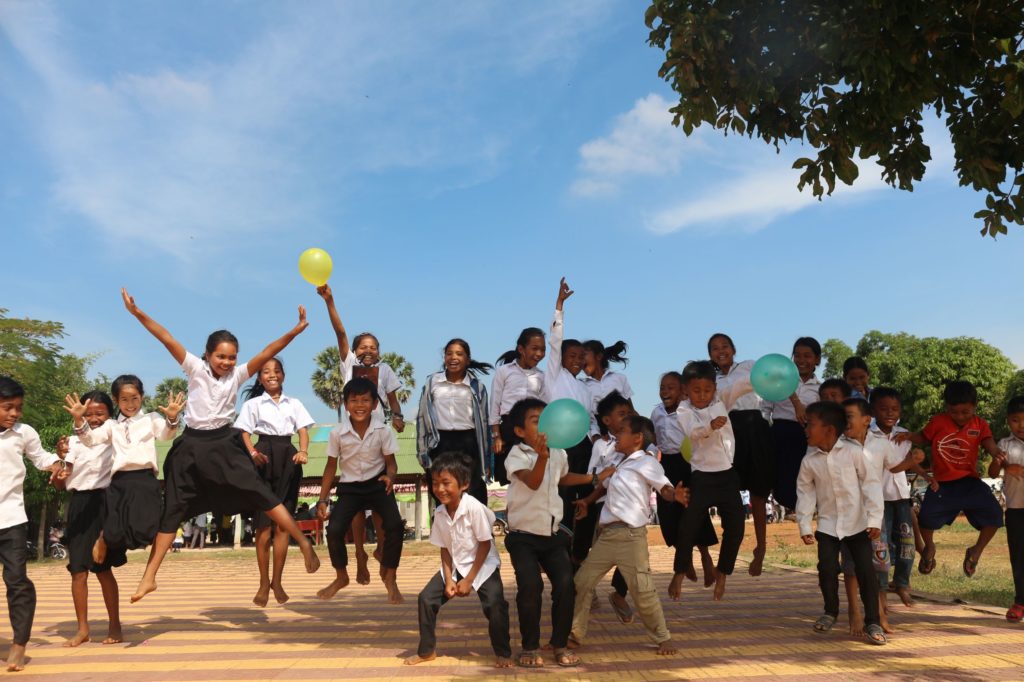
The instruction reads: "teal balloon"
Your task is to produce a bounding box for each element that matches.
[751,353,800,402]
[537,399,591,449]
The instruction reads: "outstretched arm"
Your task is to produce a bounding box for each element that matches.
[316,284,350,361]
[245,306,309,377]
[122,288,187,365]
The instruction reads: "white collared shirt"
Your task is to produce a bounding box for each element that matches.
[65,436,114,491]
[489,362,544,424]
[181,351,250,430]
[0,424,59,530]
[867,423,911,501]
[234,393,315,437]
[582,370,633,418]
[676,398,734,473]
[430,494,500,590]
[543,310,593,416]
[505,443,568,535]
[327,413,398,483]
[340,353,401,421]
[716,360,761,412]
[429,373,475,432]
[999,435,1024,509]
[599,450,670,528]
[651,403,685,455]
[587,436,623,473]
[79,412,177,474]
[796,436,883,539]
[762,375,821,422]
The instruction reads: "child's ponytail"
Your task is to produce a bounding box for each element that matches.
[442,339,494,376]
[583,339,629,369]
[496,327,545,366]
[243,357,284,401]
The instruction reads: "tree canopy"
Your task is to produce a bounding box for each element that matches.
[645,1,1024,237]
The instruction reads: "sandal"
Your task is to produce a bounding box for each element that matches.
[918,547,936,575]
[517,650,543,668]
[812,614,836,633]
[1006,603,1024,623]
[865,623,887,645]
[608,591,634,624]
[553,649,580,667]
[962,546,978,578]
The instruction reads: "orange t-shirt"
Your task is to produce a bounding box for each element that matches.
[921,414,992,482]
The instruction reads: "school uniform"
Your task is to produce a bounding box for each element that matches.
[0,424,59,645]
[160,352,281,533]
[718,361,776,498]
[796,436,883,625]
[324,413,404,571]
[78,411,176,554]
[1000,435,1024,606]
[581,437,629,596]
[415,495,511,658]
[763,375,821,510]
[503,442,574,651]
[675,398,745,576]
[416,371,490,505]
[488,361,544,484]
[581,369,633,424]
[234,392,315,529]
[63,436,122,573]
[867,424,915,589]
[340,352,402,422]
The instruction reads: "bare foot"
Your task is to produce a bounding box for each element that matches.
[404,652,436,665]
[373,544,383,563]
[712,571,727,601]
[355,550,371,585]
[848,616,865,636]
[301,543,320,574]
[63,630,90,647]
[317,572,350,600]
[668,573,685,601]
[657,639,677,655]
[895,586,914,607]
[495,656,514,668]
[271,582,289,605]
[684,564,697,582]
[5,643,26,672]
[102,626,123,645]
[131,578,157,603]
[700,549,716,587]
[748,545,766,577]
[382,568,404,604]
[880,618,895,634]
[253,584,271,608]
[92,536,107,565]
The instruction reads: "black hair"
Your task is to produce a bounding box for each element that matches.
[1007,395,1024,417]
[660,371,684,385]
[805,401,846,435]
[869,386,902,407]
[842,356,870,377]
[707,333,736,365]
[111,374,144,399]
[342,376,379,403]
[842,397,872,417]
[80,390,114,418]
[596,390,631,436]
[583,340,629,369]
[205,330,239,358]
[943,380,978,406]
[507,397,547,444]
[819,378,853,400]
[792,336,822,359]
[681,360,717,385]
[561,338,583,355]
[496,327,545,366]
[0,376,25,400]
[352,332,380,353]
[441,338,493,376]
[622,415,657,449]
[430,451,472,487]
[243,357,285,400]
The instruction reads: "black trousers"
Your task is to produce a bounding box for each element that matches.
[427,430,487,506]
[816,530,880,625]
[675,468,745,575]
[416,568,511,657]
[325,477,404,570]
[1007,508,1024,604]
[505,530,574,650]
[0,524,35,645]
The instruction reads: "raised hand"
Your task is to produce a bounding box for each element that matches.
[294,306,309,334]
[158,392,186,422]
[316,284,334,302]
[121,287,141,316]
[534,432,550,459]
[63,393,91,423]
[555,277,574,310]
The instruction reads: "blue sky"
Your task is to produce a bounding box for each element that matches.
[2,2,1021,424]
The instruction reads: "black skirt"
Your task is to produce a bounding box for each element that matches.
[66,489,127,573]
[103,470,162,553]
[253,434,302,530]
[771,419,808,511]
[730,409,776,498]
[160,426,281,534]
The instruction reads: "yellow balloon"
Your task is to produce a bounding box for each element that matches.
[680,437,693,463]
[298,248,333,286]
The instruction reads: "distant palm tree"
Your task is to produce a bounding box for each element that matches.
[380,352,415,405]
[143,376,188,414]
[310,346,345,420]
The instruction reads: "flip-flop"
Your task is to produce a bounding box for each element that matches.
[553,649,580,667]
[1006,603,1024,623]
[865,623,887,645]
[516,650,543,668]
[962,547,978,578]
[608,592,634,624]
[813,614,836,633]
[918,548,936,575]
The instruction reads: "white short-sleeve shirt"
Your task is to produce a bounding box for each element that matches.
[599,450,670,528]
[234,393,315,437]
[429,494,500,590]
[587,436,624,474]
[181,351,251,430]
[582,370,633,417]
[327,414,399,483]
[79,412,177,474]
[999,435,1024,509]
[505,443,568,536]
[65,436,114,491]
[0,424,59,530]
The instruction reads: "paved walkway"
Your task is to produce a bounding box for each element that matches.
[5,536,1024,680]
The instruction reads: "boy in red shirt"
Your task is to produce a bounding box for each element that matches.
[897,381,1006,577]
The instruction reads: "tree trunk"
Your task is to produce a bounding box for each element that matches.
[36,504,47,561]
